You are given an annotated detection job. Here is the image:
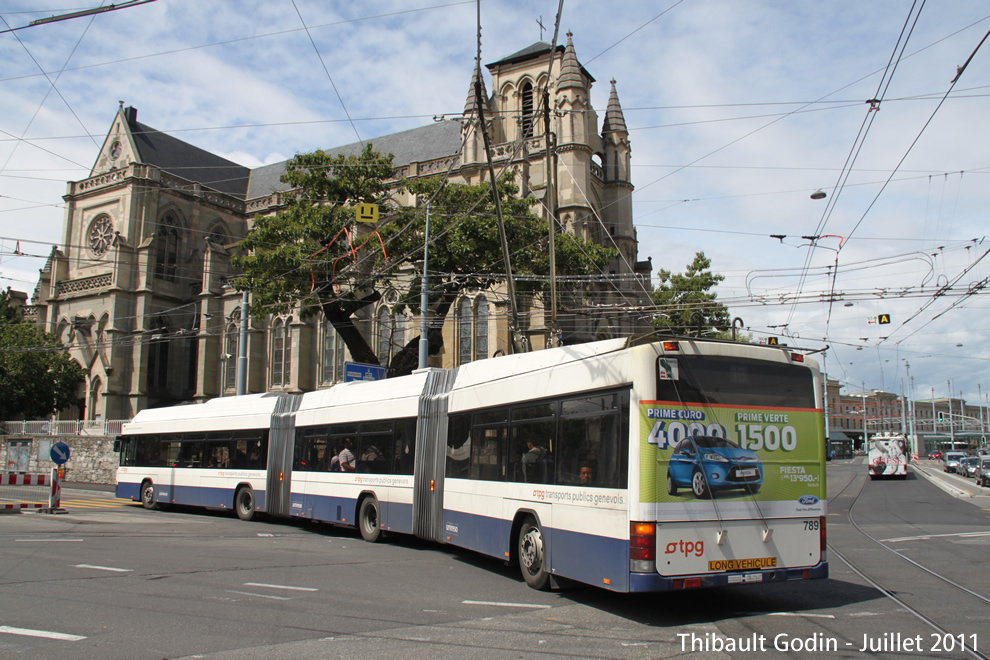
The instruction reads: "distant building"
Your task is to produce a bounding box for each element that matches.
[29,35,652,421]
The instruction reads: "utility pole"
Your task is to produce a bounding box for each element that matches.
[418,201,431,370]
[236,290,248,396]
[862,381,868,446]
[947,380,955,447]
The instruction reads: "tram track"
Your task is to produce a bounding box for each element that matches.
[826,463,990,660]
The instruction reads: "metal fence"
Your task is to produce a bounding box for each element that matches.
[1,419,127,437]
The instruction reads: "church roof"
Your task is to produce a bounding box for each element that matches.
[486,39,595,84]
[126,110,251,199]
[246,120,465,200]
[487,41,562,68]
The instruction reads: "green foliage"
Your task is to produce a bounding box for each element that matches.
[650,252,731,337]
[234,144,397,315]
[379,175,618,313]
[232,145,618,373]
[0,289,85,420]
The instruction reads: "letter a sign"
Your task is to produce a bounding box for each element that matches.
[767,336,779,345]
[878,313,891,324]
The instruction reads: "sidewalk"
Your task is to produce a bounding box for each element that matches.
[911,460,990,504]
[61,481,115,493]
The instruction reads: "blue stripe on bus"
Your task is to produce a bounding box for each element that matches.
[288,492,415,534]
[630,561,829,592]
[439,509,632,591]
[550,526,630,592]
[114,482,266,512]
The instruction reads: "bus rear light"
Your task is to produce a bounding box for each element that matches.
[820,516,826,551]
[790,352,804,362]
[630,522,656,562]
[661,341,679,351]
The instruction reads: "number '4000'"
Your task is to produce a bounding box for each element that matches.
[736,424,797,451]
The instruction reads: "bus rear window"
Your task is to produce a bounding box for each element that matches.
[656,355,816,409]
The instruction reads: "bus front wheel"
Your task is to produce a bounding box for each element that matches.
[141,481,158,510]
[235,487,255,521]
[358,497,382,543]
[517,518,550,590]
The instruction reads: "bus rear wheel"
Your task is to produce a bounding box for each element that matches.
[517,517,550,590]
[234,487,255,521]
[358,496,382,543]
[141,481,158,510]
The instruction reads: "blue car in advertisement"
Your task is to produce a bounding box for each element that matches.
[666,435,763,498]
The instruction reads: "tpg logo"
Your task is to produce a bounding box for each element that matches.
[664,539,704,557]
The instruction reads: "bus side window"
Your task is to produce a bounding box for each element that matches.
[394,418,417,475]
[446,414,471,479]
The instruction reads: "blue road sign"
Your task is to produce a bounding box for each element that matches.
[344,361,386,382]
[50,441,70,465]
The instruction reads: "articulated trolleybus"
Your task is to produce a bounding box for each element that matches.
[116,336,828,592]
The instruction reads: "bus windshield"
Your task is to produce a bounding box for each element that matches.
[657,355,816,408]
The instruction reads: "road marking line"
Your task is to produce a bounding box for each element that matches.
[882,531,990,543]
[462,600,552,609]
[74,564,132,572]
[768,612,835,619]
[16,539,83,542]
[227,590,290,600]
[243,582,318,592]
[0,625,86,641]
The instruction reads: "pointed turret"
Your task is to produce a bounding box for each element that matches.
[603,79,627,134]
[463,60,491,118]
[556,32,586,92]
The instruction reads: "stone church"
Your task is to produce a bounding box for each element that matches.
[30,34,652,421]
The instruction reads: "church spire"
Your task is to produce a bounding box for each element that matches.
[603,79,627,134]
[463,59,490,118]
[556,32,585,91]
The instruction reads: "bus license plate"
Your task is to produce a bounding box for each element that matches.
[737,469,757,477]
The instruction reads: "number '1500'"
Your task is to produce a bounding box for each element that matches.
[737,424,797,451]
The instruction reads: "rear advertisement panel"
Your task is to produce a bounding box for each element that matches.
[637,355,826,522]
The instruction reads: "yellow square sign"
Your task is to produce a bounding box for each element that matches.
[356,203,379,223]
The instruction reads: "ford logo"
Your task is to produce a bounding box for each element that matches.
[798,495,819,505]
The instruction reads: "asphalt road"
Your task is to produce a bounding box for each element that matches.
[1,461,988,659]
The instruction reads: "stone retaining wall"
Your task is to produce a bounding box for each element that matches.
[1,435,117,484]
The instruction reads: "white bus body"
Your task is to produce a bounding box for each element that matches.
[868,433,909,479]
[116,337,827,592]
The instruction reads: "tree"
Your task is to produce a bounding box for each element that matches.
[233,146,618,377]
[0,289,85,420]
[378,174,618,375]
[234,144,398,366]
[650,252,730,337]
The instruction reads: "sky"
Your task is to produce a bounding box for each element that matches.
[2,0,990,412]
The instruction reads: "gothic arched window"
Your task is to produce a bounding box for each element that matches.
[521,82,535,138]
[377,307,392,363]
[270,317,291,387]
[155,212,180,281]
[223,319,238,392]
[88,377,102,421]
[475,295,489,361]
[458,298,473,365]
[321,321,344,385]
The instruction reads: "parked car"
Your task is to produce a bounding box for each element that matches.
[962,456,981,479]
[928,450,943,460]
[977,458,990,487]
[943,451,967,473]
